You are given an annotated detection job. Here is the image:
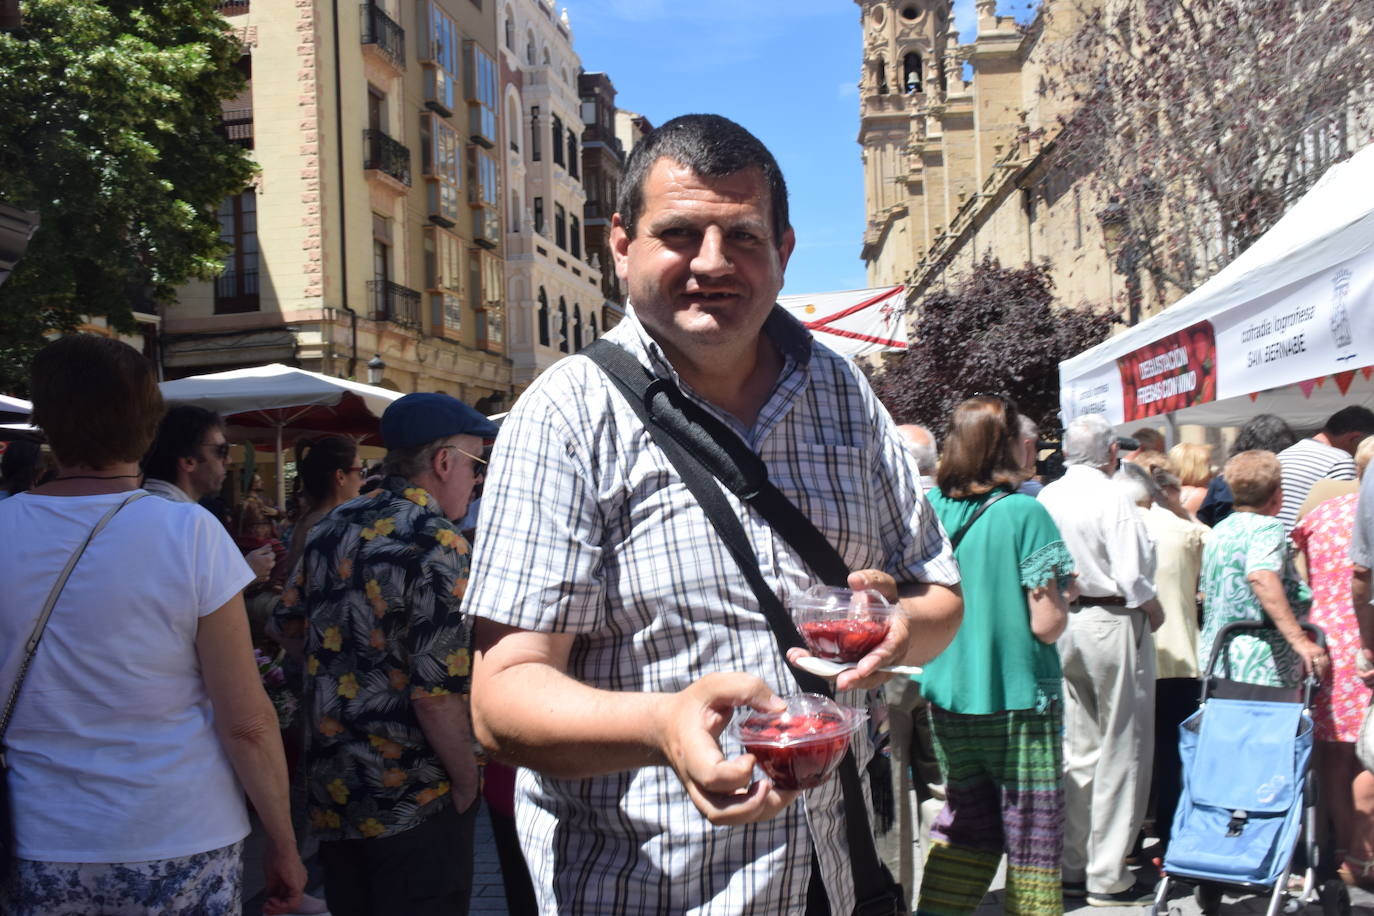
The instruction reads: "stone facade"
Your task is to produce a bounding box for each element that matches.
[577,71,627,331]
[166,0,513,411]
[498,0,602,393]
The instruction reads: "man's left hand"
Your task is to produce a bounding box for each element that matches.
[786,568,909,691]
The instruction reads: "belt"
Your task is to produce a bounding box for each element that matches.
[1075,595,1128,607]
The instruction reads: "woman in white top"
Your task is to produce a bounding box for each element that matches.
[0,335,305,915]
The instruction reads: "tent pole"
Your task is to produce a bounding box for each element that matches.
[1165,413,1180,449]
[276,424,286,510]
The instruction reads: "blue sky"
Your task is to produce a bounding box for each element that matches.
[568,0,1037,297]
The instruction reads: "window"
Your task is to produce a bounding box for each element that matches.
[567,130,578,178]
[424,227,463,335]
[525,33,535,66]
[552,114,564,166]
[589,312,598,341]
[554,203,566,250]
[504,15,514,51]
[420,113,461,226]
[557,297,568,353]
[471,248,504,351]
[215,189,259,313]
[509,190,521,231]
[533,196,544,234]
[419,1,459,115]
[874,57,888,95]
[530,106,541,161]
[580,99,596,125]
[469,145,500,247]
[572,303,582,352]
[508,97,520,152]
[463,41,498,147]
[570,215,580,259]
[537,287,550,346]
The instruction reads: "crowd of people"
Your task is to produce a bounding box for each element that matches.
[3,112,1374,916]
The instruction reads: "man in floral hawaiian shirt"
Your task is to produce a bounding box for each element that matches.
[274,392,496,916]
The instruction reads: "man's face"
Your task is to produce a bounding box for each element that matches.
[611,159,795,363]
[430,433,484,521]
[187,427,229,500]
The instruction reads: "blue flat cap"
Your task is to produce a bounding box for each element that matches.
[380,392,500,449]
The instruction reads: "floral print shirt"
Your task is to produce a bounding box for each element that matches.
[1198,511,1312,687]
[274,476,472,841]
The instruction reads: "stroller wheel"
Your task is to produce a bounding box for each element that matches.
[1318,878,1351,916]
[1195,883,1223,915]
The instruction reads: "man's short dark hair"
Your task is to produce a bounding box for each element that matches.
[616,114,789,244]
[30,335,163,470]
[1232,413,1296,456]
[1324,406,1374,438]
[143,405,224,483]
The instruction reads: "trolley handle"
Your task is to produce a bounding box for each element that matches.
[1202,620,1327,702]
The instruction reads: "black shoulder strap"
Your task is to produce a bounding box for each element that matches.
[582,339,849,587]
[948,489,1012,551]
[582,340,900,915]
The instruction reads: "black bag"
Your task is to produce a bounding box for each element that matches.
[583,341,905,916]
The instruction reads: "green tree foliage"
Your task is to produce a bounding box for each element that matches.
[0,0,255,393]
[870,257,1113,433]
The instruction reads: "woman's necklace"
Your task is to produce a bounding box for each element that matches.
[52,474,142,482]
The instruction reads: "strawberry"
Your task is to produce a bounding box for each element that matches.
[798,618,889,663]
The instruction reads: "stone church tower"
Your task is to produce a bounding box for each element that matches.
[857,0,1024,287]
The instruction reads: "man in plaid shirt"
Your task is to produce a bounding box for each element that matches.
[466,115,962,914]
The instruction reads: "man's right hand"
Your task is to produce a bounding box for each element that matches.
[651,672,798,826]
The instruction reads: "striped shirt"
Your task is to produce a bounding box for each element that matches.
[465,305,959,915]
[1277,438,1355,531]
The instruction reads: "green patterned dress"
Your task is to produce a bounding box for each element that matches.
[1197,511,1312,687]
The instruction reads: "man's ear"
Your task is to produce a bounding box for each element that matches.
[610,213,631,282]
[177,454,197,475]
[776,225,796,275]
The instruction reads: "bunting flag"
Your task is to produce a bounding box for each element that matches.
[1298,378,1318,398]
[777,286,909,359]
[1335,370,1357,395]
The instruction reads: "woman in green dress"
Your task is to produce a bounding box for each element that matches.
[1197,449,1326,686]
[916,396,1076,916]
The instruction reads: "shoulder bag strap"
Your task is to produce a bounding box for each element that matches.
[582,340,849,586]
[582,342,898,914]
[948,489,1012,551]
[0,492,147,758]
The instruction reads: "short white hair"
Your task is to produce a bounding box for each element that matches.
[902,426,937,476]
[1114,461,1155,506]
[1063,414,1114,467]
[1018,414,1040,441]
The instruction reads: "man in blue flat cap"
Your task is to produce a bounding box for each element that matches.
[274,392,497,916]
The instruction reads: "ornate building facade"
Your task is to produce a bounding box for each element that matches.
[168,0,512,409]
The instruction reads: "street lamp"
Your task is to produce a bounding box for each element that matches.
[1098,198,1142,326]
[366,354,385,385]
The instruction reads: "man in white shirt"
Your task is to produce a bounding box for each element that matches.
[1039,414,1160,906]
[1276,406,1374,531]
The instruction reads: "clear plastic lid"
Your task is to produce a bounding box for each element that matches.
[789,584,891,618]
[728,693,867,748]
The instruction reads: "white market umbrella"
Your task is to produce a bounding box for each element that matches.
[160,364,405,505]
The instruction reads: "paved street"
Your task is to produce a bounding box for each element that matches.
[242,804,1374,916]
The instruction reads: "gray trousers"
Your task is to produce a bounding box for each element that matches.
[1059,604,1156,894]
[876,676,946,910]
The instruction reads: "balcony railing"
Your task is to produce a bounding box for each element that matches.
[214,270,260,314]
[368,279,421,327]
[216,0,250,14]
[360,3,405,69]
[221,108,254,148]
[362,129,411,186]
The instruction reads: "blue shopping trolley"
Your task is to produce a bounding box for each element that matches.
[1150,621,1349,916]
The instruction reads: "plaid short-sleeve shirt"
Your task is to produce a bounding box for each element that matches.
[274,476,473,842]
[465,306,959,914]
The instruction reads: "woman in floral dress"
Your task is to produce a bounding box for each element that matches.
[1292,437,1374,886]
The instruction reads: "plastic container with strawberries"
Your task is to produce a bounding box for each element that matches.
[728,694,866,791]
[792,585,892,664]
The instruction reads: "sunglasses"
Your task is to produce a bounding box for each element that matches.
[440,445,487,473]
[203,442,231,461]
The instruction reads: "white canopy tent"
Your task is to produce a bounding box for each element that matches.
[777,285,909,359]
[1060,143,1374,433]
[160,364,405,505]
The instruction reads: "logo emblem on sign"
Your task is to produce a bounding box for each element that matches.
[1331,268,1353,352]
